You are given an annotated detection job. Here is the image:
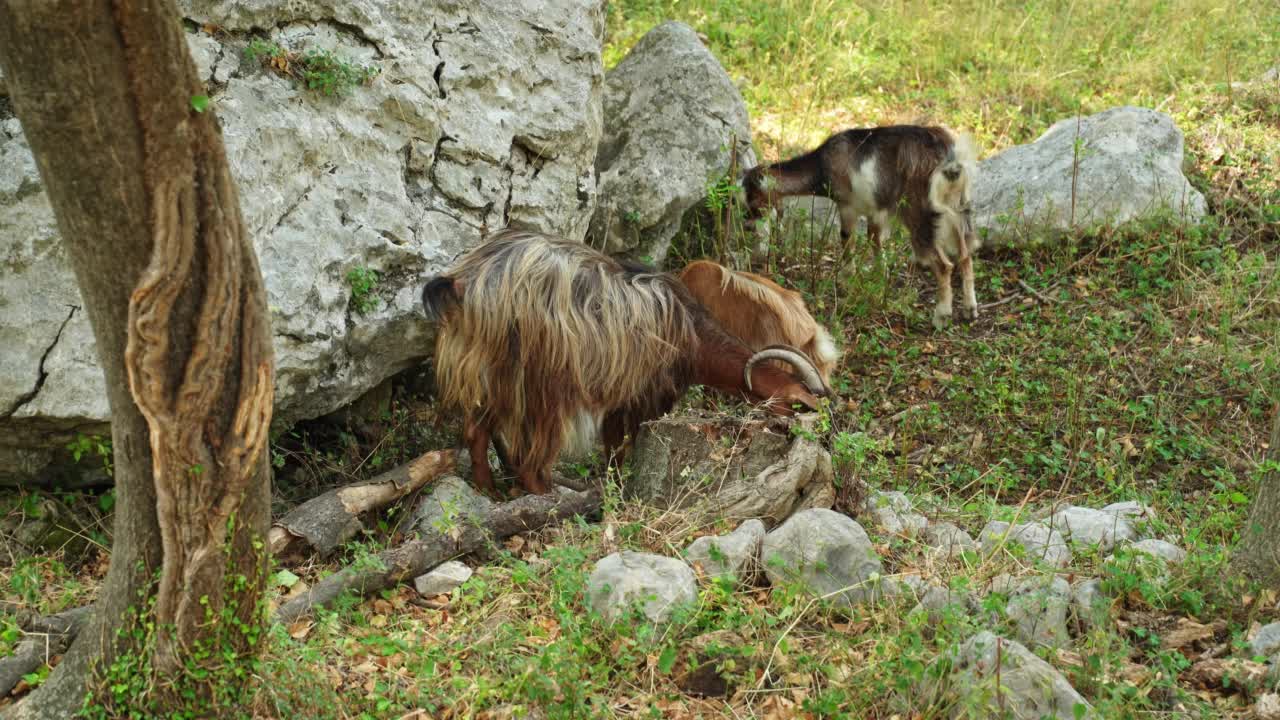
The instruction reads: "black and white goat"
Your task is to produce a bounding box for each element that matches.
[743,125,979,329]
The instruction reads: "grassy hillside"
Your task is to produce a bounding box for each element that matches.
[2,1,1278,718]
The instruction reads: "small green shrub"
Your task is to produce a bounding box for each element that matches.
[347,267,380,314]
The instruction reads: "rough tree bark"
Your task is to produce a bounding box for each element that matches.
[1237,403,1280,588]
[0,0,274,716]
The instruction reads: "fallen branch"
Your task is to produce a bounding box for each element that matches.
[274,487,603,624]
[268,449,456,558]
[0,606,92,697]
[1017,279,1061,305]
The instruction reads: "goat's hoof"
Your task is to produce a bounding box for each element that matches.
[959,303,979,322]
[932,306,953,330]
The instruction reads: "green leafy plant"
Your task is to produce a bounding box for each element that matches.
[347,266,380,314]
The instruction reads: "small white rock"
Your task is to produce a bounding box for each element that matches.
[413,560,473,597]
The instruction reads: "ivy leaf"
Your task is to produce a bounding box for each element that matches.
[273,569,301,588]
[190,94,211,113]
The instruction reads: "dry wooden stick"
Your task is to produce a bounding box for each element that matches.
[274,487,603,625]
[268,449,456,558]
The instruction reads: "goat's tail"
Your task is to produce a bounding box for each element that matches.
[421,275,460,323]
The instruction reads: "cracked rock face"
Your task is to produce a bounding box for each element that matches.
[0,0,606,483]
[589,21,754,262]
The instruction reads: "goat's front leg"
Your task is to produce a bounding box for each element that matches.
[518,467,552,495]
[463,416,497,494]
[930,258,954,330]
[958,253,978,322]
[602,411,627,472]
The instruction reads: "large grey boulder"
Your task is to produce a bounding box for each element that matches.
[945,631,1095,719]
[0,0,607,483]
[627,414,834,525]
[980,520,1073,568]
[761,508,884,606]
[588,551,697,625]
[684,519,766,584]
[589,21,754,262]
[973,106,1207,244]
[1049,505,1136,552]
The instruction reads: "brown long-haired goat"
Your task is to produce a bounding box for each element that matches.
[422,229,830,495]
[743,125,979,329]
[678,260,841,385]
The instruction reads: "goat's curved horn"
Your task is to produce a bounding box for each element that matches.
[744,344,829,397]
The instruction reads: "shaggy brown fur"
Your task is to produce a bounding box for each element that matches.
[678,260,841,384]
[423,229,829,495]
[743,125,980,329]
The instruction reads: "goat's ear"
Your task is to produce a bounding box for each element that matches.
[422,276,462,322]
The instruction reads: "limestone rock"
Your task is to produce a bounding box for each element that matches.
[1049,505,1136,552]
[588,551,697,625]
[923,522,978,562]
[589,21,754,261]
[1070,578,1110,633]
[1250,622,1280,659]
[412,475,494,535]
[863,490,928,537]
[997,575,1072,649]
[980,520,1073,568]
[0,0,608,483]
[413,560,473,597]
[760,508,883,606]
[1100,500,1158,537]
[627,414,834,525]
[1123,538,1187,565]
[946,631,1095,719]
[973,106,1206,245]
[911,584,980,625]
[684,519,766,584]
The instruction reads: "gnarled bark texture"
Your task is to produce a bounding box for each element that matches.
[0,0,273,716]
[1237,404,1280,588]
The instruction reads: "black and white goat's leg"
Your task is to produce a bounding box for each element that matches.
[868,210,891,277]
[837,202,858,271]
[929,251,956,330]
[958,227,979,322]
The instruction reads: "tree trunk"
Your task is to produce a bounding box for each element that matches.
[1237,403,1280,587]
[0,1,273,717]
